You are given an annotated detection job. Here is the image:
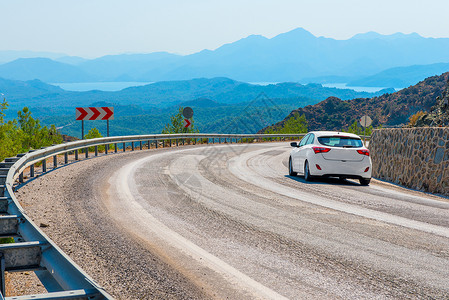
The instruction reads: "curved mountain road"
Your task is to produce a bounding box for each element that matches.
[15,143,449,299]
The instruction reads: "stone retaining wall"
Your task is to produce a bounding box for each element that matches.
[369,127,449,196]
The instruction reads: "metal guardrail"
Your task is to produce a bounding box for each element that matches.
[0,133,305,299]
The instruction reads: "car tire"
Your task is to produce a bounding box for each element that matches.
[359,178,371,186]
[304,161,313,181]
[289,157,297,176]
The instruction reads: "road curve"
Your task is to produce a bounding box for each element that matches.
[15,142,449,299]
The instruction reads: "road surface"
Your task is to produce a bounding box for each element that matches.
[15,143,449,299]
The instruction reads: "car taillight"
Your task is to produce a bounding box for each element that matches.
[357,149,370,156]
[312,146,331,154]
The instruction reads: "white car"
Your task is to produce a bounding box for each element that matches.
[288,131,372,185]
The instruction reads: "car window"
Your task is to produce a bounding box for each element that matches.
[299,134,309,147]
[317,136,363,148]
[306,133,315,145]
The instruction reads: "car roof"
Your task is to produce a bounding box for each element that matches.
[308,131,361,139]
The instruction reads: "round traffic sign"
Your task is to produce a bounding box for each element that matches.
[183,107,194,119]
[359,115,372,128]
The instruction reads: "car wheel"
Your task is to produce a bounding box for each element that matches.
[289,157,297,176]
[304,161,313,181]
[359,178,371,186]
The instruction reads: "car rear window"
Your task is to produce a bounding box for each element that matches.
[317,136,363,148]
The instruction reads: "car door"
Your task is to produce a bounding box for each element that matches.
[297,133,314,173]
[292,134,309,171]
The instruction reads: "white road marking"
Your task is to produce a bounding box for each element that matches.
[228,146,449,239]
[108,149,289,300]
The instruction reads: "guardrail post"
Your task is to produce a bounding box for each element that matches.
[19,172,24,183]
[53,155,57,169]
[176,139,178,147]
[131,143,134,151]
[114,143,118,153]
[169,139,172,147]
[75,149,78,161]
[123,143,126,152]
[140,141,142,150]
[30,164,34,177]
[64,152,68,164]
[42,159,47,173]
[156,140,158,149]
[85,148,89,158]
[182,139,185,146]
[105,144,108,154]
[147,141,150,149]
[1,252,5,296]
[95,146,98,156]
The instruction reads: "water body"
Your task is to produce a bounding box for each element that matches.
[322,83,400,93]
[52,81,399,93]
[52,81,153,92]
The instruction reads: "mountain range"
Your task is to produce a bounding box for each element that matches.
[262,72,449,133]
[1,28,448,86]
[0,76,391,136]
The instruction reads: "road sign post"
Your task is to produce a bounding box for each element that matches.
[76,107,114,140]
[182,107,193,130]
[359,115,372,146]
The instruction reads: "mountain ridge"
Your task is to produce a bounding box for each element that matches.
[1,28,448,84]
[261,72,449,133]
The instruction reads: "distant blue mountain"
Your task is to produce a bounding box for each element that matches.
[348,63,449,87]
[0,58,95,82]
[0,50,67,64]
[1,28,449,85]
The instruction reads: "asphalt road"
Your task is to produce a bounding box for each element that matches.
[16,142,449,299]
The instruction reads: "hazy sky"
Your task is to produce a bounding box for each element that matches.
[1,0,448,58]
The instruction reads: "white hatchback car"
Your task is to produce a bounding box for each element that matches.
[289,131,372,185]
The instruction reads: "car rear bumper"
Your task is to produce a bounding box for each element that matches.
[309,157,372,179]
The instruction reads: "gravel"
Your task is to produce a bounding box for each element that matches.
[13,148,208,299]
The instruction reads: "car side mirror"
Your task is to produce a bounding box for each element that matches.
[290,142,298,147]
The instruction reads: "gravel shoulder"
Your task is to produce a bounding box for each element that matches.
[13,148,209,299]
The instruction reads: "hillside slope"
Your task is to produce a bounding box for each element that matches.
[261,72,449,132]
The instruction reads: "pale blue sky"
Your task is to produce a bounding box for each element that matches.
[1,0,448,58]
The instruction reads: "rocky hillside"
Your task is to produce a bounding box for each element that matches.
[415,78,449,127]
[261,72,449,132]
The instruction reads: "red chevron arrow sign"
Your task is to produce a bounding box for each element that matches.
[183,118,191,128]
[76,107,114,120]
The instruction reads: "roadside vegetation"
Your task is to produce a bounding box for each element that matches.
[264,112,308,134]
[162,106,198,134]
[0,97,62,162]
[84,127,114,152]
[344,120,373,136]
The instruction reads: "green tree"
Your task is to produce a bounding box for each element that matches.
[265,113,308,134]
[0,97,63,161]
[17,107,62,151]
[162,106,198,134]
[84,127,107,152]
[345,120,373,136]
[0,98,22,160]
